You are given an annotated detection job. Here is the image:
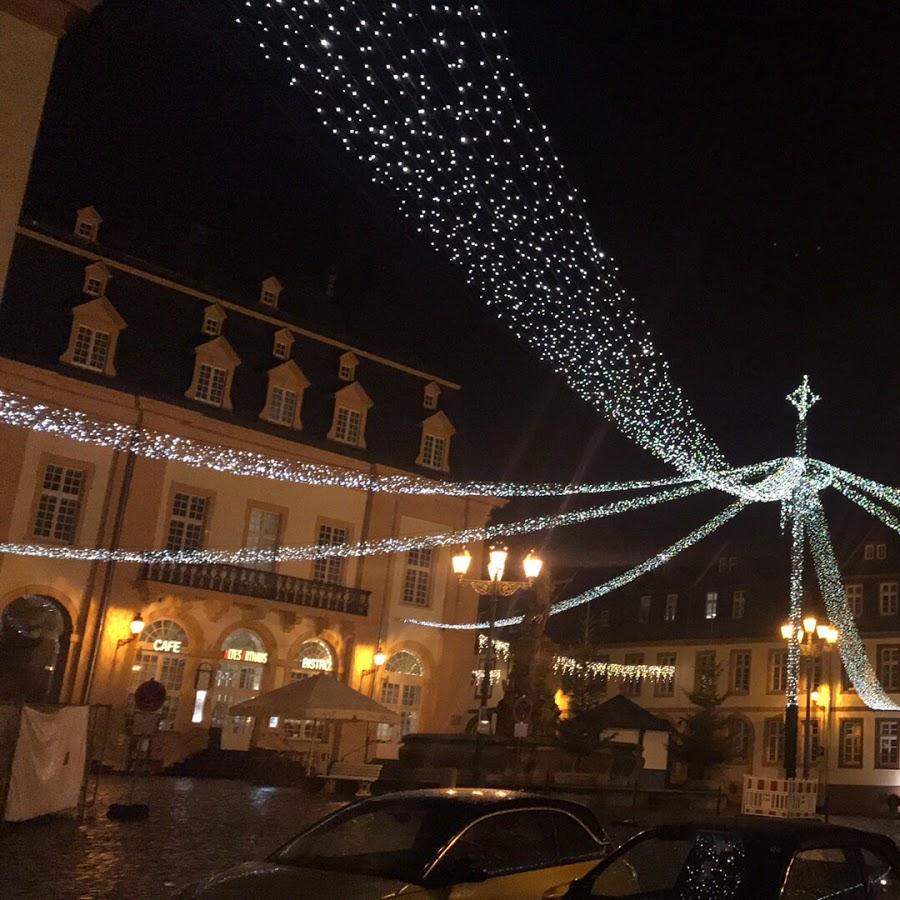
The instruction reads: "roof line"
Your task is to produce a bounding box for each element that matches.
[16,226,462,390]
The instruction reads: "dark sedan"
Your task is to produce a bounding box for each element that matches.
[552,817,900,899]
[179,788,610,898]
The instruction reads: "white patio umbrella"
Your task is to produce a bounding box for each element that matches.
[229,675,398,773]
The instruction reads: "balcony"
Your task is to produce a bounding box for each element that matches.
[141,561,370,617]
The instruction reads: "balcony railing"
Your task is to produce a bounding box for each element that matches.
[141,561,370,617]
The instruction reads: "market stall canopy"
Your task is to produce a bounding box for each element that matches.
[592,694,673,732]
[229,674,398,724]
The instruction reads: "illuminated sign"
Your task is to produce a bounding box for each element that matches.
[223,648,268,664]
[153,639,182,653]
[301,657,332,672]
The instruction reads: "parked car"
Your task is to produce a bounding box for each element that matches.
[547,817,900,899]
[178,788,610,899]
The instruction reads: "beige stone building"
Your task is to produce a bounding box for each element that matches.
[0,209,498,770]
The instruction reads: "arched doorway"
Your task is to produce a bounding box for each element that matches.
[0,595,72,703]
[211,628,268,750]
[376,650,425,757]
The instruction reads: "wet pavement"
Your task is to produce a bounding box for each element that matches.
[3,776,900,899]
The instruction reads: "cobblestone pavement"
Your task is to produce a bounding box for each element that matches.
[3,776,900,899]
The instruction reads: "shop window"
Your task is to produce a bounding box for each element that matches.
[292,639,335,679]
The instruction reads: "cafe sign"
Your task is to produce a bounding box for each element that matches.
[223,648,269,664]
[152,639,183,653]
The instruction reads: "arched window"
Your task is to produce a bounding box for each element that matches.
[379,651,425,744]
[130,618,188,730]
[212,629,268,735]
[292,639,335,680]
[0,595,72,703]
[385,650,424,677]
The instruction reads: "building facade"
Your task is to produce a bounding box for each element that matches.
[573,541,900,814]
[0,210,498,770]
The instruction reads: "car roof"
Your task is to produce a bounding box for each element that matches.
[638,816,897,851]
[360,789,603,828]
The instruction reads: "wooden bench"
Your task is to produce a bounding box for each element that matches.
[324,762,383,797]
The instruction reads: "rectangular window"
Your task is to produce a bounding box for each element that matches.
[769,649,788,693]
[595,654,610,695]
[194,363,227,406]
[764,717,785,765]
[421,434,446,469]
[202,316,220,336]
[638,595,651,624]
[732,590,746,620]
[880,582,898,615]
[274,340,288,359]
[598,607,610,628]
[312,524,348,584]
[71,324,110,371]
[865,544,875,560]
[664,593,678,622]
[85,276,104,297]
[705,592,718,620]
[268,385,297,425]
[623,653,644,697]
[402,547,433,606]
[838,719,863,768]
[261,289,277,306]
[654,653,675,697]
[33,464,85,543]
[695,650,716,691]
[380,682,400,705]
[731,650,751,694]
[878,544,887,560]
[845,583,863,618]
[333,406,362,444]
[879,646,900,691]
[401,684,422,708]
[877,719,900,769]
[165,492,208,551]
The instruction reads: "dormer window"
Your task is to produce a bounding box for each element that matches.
[260,276,283,308]
[82,262,110,298]
[338,351,358,382]
[60,297,126,377]
[260,360,309,430]
[186,337,240,410]
[416,411,455,473]
[74,206,102,243]
[423,381,441,410]
[327,381,373,448]
[201,304,226,337]
[273,328,294,361]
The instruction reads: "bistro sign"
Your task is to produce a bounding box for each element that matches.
[223,648,269,664]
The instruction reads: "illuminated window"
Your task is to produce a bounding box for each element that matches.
[166,492,207,551]
[33,464,84,543]
[664,593,677,622]
[312,524,348,584]
[71,325,111,372]
[845,584,863,618]
[654,653,675,697]
[623,653,643,697]
[879,646,900,691]
[130,620,188,731]
[838,719,863,768]
[402,548,433,606]
[293,639,335,678]
[385,651,424,677]
[877,719,900,769]
[704,592,718,620]
[378,651,425,742]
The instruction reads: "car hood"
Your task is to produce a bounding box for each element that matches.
[181,860,413,899]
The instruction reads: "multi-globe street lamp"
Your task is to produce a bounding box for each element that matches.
[780,615,838,779]
[451,545,543,785]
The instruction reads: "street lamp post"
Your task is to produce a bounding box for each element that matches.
[452,546,543,786]
[780,616,838,779]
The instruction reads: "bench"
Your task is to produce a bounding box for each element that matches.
[324,762,383,797]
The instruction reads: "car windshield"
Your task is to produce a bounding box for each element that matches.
[271,799,456,883]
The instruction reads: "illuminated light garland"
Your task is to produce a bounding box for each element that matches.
[813,460,900,509]
[806,494,900,711]
[406,499,749,630]
[0,389,772,499]
[831,481,900,537]
[233,0,729,477]
[0,481,710,565]
[474,636,674,683]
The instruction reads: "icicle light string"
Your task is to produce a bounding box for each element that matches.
[0,389,772,499]
[233,0,729,477]
[0,481,710,565]
[406,498,750,630]
[806,494,900,711]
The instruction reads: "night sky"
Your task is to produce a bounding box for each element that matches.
[23,1,900,594]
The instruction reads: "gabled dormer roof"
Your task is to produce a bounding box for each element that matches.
[420,410,456,437]
[71,296,127,331]
[84,261,111,281]
[203,303,227,323]
[267,359,310,390]
[273,327,294,347]
[334,380,373,409]
[76,206,102,225]
[193,335,241,367]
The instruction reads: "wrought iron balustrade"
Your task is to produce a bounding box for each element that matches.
[140,561,370,616]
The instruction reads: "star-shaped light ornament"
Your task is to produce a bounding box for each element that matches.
[786,375,821,421]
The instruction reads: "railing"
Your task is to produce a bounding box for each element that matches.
[140,561,370,616]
